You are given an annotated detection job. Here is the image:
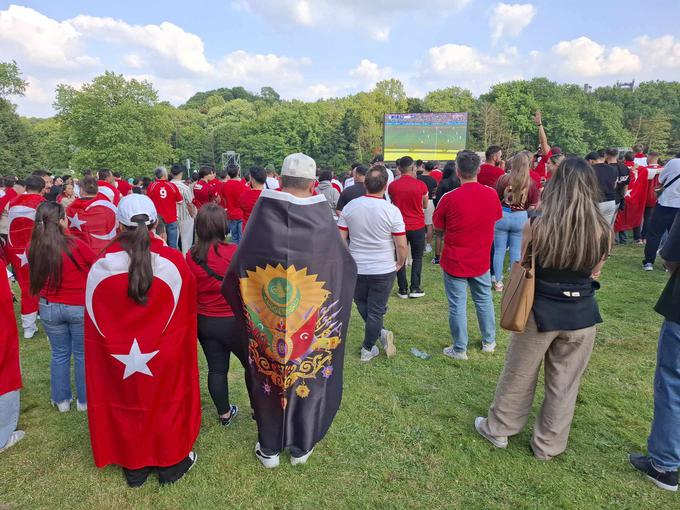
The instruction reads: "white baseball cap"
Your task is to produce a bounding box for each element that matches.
[281,153,317,179]
[117,194,158,227]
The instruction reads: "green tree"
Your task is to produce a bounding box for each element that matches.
[0,60,26,98]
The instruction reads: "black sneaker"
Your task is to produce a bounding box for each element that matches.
[219,404,239,426]
[431,257,440,265]
[629,453,678,492]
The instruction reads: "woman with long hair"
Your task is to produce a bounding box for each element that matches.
[186,203,246,426]
[57,182,76,209]
[492,152,540,291]
[475,157,612,460]
[28,202,96,412]
[432,161,461,266]
[84,194,200,487]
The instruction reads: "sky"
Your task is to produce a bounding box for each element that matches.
[2,0,680,117]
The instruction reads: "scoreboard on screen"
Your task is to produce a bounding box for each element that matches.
[383,112,468,162]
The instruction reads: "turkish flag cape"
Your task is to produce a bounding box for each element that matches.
[615,162,649,232]
[85,236,200,469]
[8,193,45,314]
[222,190,357,455]
[0,260,21,395]
[66,196,118,255]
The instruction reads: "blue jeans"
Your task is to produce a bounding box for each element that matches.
[493,210,528,284]
[647,319,680,471]
[165,221,179,249]
[39,300,86,404]
[443,271,496,353]
[229,220,243,245]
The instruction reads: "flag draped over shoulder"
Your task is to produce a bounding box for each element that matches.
[0,261,21,395]
[84,237,200,469]
[615,163,649,232]
[66,196,118,254]
[222,189,357,454]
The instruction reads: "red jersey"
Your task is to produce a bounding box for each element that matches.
[433,182,502,278]
[430,169,443,184]
[387,174,428,231]
[534,150,553,181]
[192,180,216,209]
[97,181,121,206]
[185,243,237,317]
[0,260,20,395]
[66,197,118,255]
[478,163,505,188]
[240,188,263,229]
[220,180,247,220]
[147,180,182,223]
[85,236,200,469]
[116,179,132,197]
[40,238,97,306]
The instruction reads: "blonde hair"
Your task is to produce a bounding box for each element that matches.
[502,152,531,206]
[532,157,611,271]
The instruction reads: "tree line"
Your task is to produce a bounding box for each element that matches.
[1,61,679,178]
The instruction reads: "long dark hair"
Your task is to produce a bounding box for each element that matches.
[117,214,154,305]
[29,202,73,294]
[190,203,228,263]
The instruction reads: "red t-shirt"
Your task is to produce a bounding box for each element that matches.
[430,169,443,184]
[192,180,215,209]
[147,180,182,223]
[97,181,121,205]
[387,174,428,231]
[534,150,553,180]
[477,164,506,188]
[220,180,247,220]
[185,243,236,317]
[240,188,262,229]
[40,238,97,306]
[116,179,132,197]
[433,182,503,278]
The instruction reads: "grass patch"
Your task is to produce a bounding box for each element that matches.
[0,244,676,509]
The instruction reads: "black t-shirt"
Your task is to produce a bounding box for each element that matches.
[336,182,366,211]
[593,163,618,202]
[418,174,438,200]
[655,213,680,322]
[613,162,630,203]
[434,177,461,207]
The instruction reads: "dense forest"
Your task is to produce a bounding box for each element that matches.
[1,61,679,177]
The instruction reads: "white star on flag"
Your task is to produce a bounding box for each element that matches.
[625,190,632,198]
[111,339,159,380]
[18,251,28,267]
[68,213,86,231]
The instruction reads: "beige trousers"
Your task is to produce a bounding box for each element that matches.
[482,312,596,459]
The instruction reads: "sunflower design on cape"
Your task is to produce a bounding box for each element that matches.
[239,264,343,406]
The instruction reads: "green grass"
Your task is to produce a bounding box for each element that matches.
[0,244,677,509]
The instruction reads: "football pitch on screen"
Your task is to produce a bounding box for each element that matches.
[384,124,467,161]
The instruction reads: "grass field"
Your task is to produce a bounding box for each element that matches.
[0,244,677,509]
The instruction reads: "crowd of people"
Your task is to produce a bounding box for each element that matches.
[0,110,679,493]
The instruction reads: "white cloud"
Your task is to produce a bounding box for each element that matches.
[123,54,145,69]
[635,35,680,69]
[552,37,641,77]
[233,0,470,41]
[490,3,537,44]
[426,44,515,76]
[349,59,393,83]
[216,50,309,86]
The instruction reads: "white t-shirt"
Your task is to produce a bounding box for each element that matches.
[337,195,405,275]
[266,176,280,190]
[658,159,680,209]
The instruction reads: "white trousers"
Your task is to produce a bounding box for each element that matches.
[179,218,195,255]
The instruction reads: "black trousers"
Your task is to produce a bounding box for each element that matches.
[123,454,194,487]
[644,205,680,264]
[197,315,248,415]
[641,206,655,240]
[354,272,396,350]
[397,227,426,293]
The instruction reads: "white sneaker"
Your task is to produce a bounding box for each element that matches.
[0,430,25,452]
[474,417,508,448]
[643,263,654,271]
[425,244,432,253]
[482,342,496,353]
[397,292,409,299]
[379,329,396,358]
[52,400,71,413]
[291,448,314,466]
[76,401,87,412]
[360,346,379,362]
[255,442,280,469]
[443,345,468,360]
[23,326,37,339]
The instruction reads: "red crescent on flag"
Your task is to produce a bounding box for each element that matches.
[85,250,182,337]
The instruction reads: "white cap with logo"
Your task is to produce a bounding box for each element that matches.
[281,153,317,179]
[117,194,158,227]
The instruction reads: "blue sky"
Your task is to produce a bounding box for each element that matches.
[2,0,680,117]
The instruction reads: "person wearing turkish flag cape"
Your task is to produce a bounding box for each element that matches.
[222,153,357,468]
[66,176,118,255]
[0,259,25,453]
[85,194,200,487]
[7,175,46,338]
[615,151,649,244]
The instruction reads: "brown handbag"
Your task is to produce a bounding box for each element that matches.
[500,224,535,332]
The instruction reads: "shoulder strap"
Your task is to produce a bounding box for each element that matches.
[191,253,224,282]
[660,173,680,190]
